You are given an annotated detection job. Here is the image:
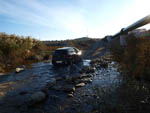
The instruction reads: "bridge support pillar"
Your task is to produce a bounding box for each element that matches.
[120,35,127,46]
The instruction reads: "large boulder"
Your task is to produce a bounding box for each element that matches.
[28,91,46,105]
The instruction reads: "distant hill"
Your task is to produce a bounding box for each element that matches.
[42,37,100,48]
[74,37,92,41]
[42,36,109,59]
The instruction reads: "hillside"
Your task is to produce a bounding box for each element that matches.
[42,37,108,59]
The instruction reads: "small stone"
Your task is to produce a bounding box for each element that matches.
[140,100,146,104]
[76,83,85,87]
[16,68,24,73]
[89,79,92,83]
[68,94,73,97]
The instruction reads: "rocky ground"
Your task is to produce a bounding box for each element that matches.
[1,56,150,113]
[0,56,123,113]
[1,55,150,113]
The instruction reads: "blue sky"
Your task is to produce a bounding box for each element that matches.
[0,0,150,40]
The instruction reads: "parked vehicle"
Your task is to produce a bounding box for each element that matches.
[52,47,82,66]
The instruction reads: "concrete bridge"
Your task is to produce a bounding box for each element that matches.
[107,15,150,45]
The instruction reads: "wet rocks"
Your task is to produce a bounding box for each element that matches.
[79,73,88,78]
[80,73,94,79]
[91,57,109,69]
[63,85,76,92]
[98,62,108,68]
[68,93,73,97]
[75,77,92,84]
[86,67,96,73]
[79,66,96,74]
[29,91,46,105]
[76,83,85,87]
[16,68,25,73]
[44,59,98,100]
[65,75,80,83]
[81,78,92,83]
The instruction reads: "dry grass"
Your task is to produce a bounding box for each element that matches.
[110,33,150,80]
[92,47,104,56]
[0,32,60,72]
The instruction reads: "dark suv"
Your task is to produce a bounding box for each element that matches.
[52,47,82,66]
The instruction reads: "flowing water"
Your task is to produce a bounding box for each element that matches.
[0,60,121,113]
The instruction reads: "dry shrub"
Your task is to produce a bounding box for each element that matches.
[110,34,150,80]
[0,32,60,72]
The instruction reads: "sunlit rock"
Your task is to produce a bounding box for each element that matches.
[76,82,85,87]
[16,68,24,73]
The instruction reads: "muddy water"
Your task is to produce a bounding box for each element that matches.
[0,60,121,113]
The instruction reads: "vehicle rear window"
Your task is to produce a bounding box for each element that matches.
[54,50,68,55]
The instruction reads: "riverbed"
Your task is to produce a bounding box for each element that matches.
[0,60,121,113]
